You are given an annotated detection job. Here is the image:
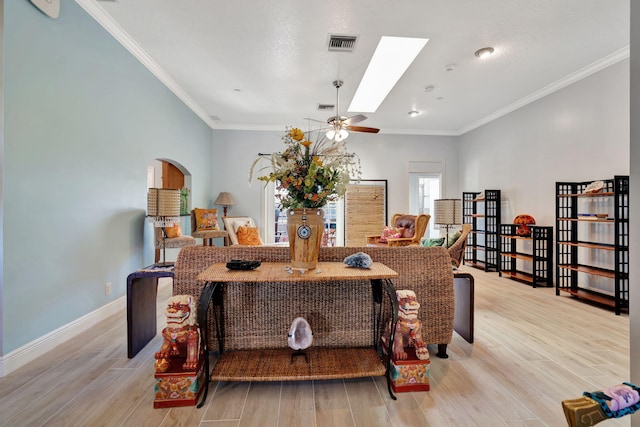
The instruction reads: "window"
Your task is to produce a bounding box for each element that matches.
[262,182,343,246]
[409,173,442,238]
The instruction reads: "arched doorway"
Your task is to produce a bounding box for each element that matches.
[146,158,193,265]
[149,158,191,189]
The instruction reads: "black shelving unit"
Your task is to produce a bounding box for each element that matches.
[499,225,553,288]
[555,176,629,315]
[463,190,501,272]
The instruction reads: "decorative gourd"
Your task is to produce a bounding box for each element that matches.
[513,214,536,237]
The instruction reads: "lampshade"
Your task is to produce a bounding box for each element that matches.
[147,188,180,227]
[433,199,462,225]
[214,192,236,207]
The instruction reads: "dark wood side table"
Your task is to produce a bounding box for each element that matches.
[453,272,474,343]
[127,265,174,358]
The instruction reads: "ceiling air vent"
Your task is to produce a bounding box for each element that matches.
[328,35,358,52]
[317,104,335,111]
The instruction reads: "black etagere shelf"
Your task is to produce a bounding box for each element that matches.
[555,175,629,315]
[499,225,553,288]
[463,190,501,272]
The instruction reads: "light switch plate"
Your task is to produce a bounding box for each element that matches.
[30,0,60,19]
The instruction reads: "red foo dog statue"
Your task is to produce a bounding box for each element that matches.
[381,289,429,361]
[154,294,200,373]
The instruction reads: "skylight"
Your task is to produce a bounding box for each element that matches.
[348,36,428,113]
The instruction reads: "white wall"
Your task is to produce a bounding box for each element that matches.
[210,129,460,231]
[460,55,634,422]
[459,59,629,226]
[630,3,639,426]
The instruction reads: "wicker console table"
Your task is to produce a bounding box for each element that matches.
[196,261,399,406]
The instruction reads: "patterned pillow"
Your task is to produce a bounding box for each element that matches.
[164,223,182,238]
[237,226,261,246]
[379,226,403,243]
[421,237,445,247]
[446,231,462,248]
[194,208,219,231]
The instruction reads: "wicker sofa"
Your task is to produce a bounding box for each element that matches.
[173,245,455,358]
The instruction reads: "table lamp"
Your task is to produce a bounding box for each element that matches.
[214,192,236,216]
[433,199,462,246]
[147,188,181,266]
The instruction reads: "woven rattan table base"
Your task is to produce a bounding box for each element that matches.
[211,347,385,382]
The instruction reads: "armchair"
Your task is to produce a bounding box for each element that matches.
[448,223,472,268]
[222,216,264,246]
[153,226,196,264]
[190,209,228,246]
[366,213,430,247]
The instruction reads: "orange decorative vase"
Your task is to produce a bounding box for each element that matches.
[287,208,324,270]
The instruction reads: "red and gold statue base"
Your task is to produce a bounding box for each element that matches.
[153,295,204,408]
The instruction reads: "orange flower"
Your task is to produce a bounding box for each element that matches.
[289,128,305,141]
[251,125,361,209]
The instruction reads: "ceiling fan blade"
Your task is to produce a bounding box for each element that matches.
[344,114,367,125]
[346,125,380,134]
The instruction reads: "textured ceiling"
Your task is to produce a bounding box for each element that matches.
[81,0,629,135]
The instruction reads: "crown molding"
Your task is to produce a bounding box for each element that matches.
[75,0,217,129]
[378,127,460,137]
[210,123,459,137]
[457,45,630,135]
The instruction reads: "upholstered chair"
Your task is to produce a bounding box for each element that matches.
[366,214,430,247]
[190,208,228,246]
[222,216,264,246]
[153,226,196,264]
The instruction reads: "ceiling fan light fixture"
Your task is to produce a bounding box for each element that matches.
[336,129,349,142]
[326,128,349,142]
[474,47,495,59]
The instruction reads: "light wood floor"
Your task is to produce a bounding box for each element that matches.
[0,266,631,427]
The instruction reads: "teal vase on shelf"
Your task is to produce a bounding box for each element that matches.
[180,187,190,215]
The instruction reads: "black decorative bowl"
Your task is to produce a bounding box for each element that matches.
[226,260,261,270]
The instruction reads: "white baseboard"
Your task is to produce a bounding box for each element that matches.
[0,296,126,378]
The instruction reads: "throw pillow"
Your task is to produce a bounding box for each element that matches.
[446,231,462,248]
[194,208,220,231]
[237,226,261,246]
[223,217,257,245]
[379,226,402,243]
[421,237,445,247]
[232,219,253,233]
[164,223,182,238]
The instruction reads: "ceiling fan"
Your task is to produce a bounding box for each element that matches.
[324,80,380,141]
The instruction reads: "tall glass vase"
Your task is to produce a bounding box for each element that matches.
[287,208,324,270]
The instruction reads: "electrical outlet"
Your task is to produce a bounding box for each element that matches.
[105,282,112,296]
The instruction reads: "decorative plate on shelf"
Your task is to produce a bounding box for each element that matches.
[584,180,604,194]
